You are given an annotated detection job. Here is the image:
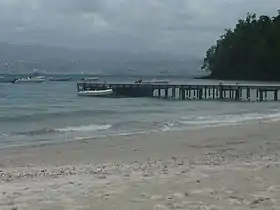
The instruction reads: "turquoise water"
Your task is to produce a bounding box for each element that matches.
[1,77,280,148]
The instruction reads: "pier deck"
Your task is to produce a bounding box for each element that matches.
[77,81,280,101]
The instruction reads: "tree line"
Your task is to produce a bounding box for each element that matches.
[202,10,280,81]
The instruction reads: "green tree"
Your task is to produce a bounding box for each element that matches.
[202,10,280,81]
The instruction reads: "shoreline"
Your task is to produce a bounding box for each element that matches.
[1,121,280,209]
[0,120,267,166]
[0,119,269,152]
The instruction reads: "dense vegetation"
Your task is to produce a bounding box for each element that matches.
[201,10,280,81]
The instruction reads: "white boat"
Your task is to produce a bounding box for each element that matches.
[13,76,46,84]
[78,89,113,97]
[82,77,99,81]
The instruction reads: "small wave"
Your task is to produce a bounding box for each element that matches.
[15,128,58,136]
[157,111,280,132]
[180,112,280,127]
[57,124,112,132]
[14,124,112,136]
[73,130,156,141]
[161,121,181,131]
[0,110,118,123]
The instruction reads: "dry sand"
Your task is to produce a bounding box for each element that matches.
[1,121,280,209]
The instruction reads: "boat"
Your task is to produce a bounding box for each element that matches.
[13,76,46,84]
[0,76,6,83]
[0,76,14,83]
[49,77,72,81]
[135,79,170,84]
[81,77,99,81]
[77,88,113,97]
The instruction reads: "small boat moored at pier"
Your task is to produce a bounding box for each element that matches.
[77,82,113,97]
[77,89,113,97]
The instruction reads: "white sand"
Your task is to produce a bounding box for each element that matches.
[1,122,280,210]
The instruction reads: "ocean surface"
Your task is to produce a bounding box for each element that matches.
[1,76,280,148]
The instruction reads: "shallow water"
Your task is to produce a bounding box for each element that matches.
[1,76,280,148]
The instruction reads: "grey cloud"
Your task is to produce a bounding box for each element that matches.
[0,0,278,56]
[42,0,104,14]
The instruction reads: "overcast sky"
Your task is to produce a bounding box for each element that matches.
[0,0,278,57]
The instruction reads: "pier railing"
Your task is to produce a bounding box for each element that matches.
[77,81,280,101]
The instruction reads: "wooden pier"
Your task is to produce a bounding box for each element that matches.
[77,81,280,102]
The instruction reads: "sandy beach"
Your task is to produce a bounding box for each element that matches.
[1,121,280,210]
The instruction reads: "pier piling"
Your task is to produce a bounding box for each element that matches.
[259,90,264,102]
[249,89,253,100]
[172,88,176,99]
[182,89,186,100]
[165,88,168,99]
[274,90,278,101]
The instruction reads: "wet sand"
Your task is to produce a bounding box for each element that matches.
[1,121,280,210]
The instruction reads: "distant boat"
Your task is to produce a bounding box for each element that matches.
[0,77,5,83]
[49,77,72,81]
[82,77,99,81]
[13,76,46,84]
[136,79,170,84]
[0,76,14,83]
[78,89,113,97]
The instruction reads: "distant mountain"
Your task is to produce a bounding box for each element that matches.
[0,43,202,76]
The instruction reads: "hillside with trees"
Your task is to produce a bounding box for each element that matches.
[201,10,280,81]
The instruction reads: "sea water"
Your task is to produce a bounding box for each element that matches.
[1,76,280,148]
